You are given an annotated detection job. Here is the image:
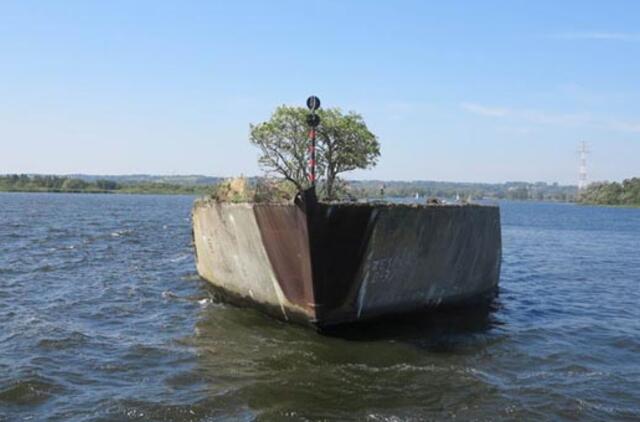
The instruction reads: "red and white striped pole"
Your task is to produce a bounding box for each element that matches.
[308,128,316,187]
[305,96,321,192]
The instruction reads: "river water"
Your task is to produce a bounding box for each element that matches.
[1,193,639,421]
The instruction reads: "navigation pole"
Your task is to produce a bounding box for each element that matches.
[306,96,321,194]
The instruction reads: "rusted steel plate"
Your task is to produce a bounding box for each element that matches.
[253,204,315,312]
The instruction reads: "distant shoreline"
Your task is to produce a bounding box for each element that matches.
[0,175,213,196]
[4,189,638,208]
[0,189,203,196]
[0,174,579,202]
[0,188,577,205]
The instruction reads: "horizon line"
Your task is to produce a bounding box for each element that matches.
[0,172,581,187]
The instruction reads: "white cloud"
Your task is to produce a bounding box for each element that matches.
[461,101,640,134]
[552,32,640,42]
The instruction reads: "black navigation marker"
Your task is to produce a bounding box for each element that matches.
[306,95,321,111]
[306,113,320,127]
[305,96,321,192]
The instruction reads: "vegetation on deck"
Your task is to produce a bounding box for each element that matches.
[250,106,380,200]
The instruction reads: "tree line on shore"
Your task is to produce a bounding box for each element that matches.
[577,178,640,206]
[348,180,576,202]
[0,174,212,195]
[7,173,638,206]
[1,174,581,201]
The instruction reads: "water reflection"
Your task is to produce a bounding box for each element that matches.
[321,300,504,349]
[183,291,506,420]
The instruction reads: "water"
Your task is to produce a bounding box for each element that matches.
[1,193,639,421]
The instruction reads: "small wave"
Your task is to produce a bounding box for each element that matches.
[38,264,55,272]
[198,298,212,306]
[50,244,77,251]
[37,331,89,350]
[102,399,225,422]
[366,414,406,422]
[181,273,201,282]
[110,229,134,237]
[162,290,181,300]
[0,377,65,406]
[0,266,16,275]
[343,362,442,374]
[162,290,217,307]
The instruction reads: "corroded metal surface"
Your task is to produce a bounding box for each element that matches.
[191,201,312,322]
[253,204,315,314]
[192,199,502,327]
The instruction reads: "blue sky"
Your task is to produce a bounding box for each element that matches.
[1,1,639,184]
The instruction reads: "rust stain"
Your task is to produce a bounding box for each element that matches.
[253,204,315,313]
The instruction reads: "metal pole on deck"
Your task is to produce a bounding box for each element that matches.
[306,96,321,193]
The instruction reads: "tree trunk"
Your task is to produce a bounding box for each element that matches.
[325,171,335,201]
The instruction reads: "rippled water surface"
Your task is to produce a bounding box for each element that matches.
[1,193,639,421]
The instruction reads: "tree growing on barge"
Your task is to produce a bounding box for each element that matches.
[249,105,380,200]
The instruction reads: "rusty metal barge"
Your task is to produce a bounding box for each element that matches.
[192,195,501,327]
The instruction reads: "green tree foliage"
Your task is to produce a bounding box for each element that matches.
[96,179,118,190]
[318,108,380,199]
[249,106,380,200]
[0,175,213,195]
[345,180,576,201]
[61,178,89,191]
[578,178,640,206]
[249,106,312,192]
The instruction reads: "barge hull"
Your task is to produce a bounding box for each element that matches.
[192,200,501,327]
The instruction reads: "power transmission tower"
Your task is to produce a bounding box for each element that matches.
[578,141,589,191]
